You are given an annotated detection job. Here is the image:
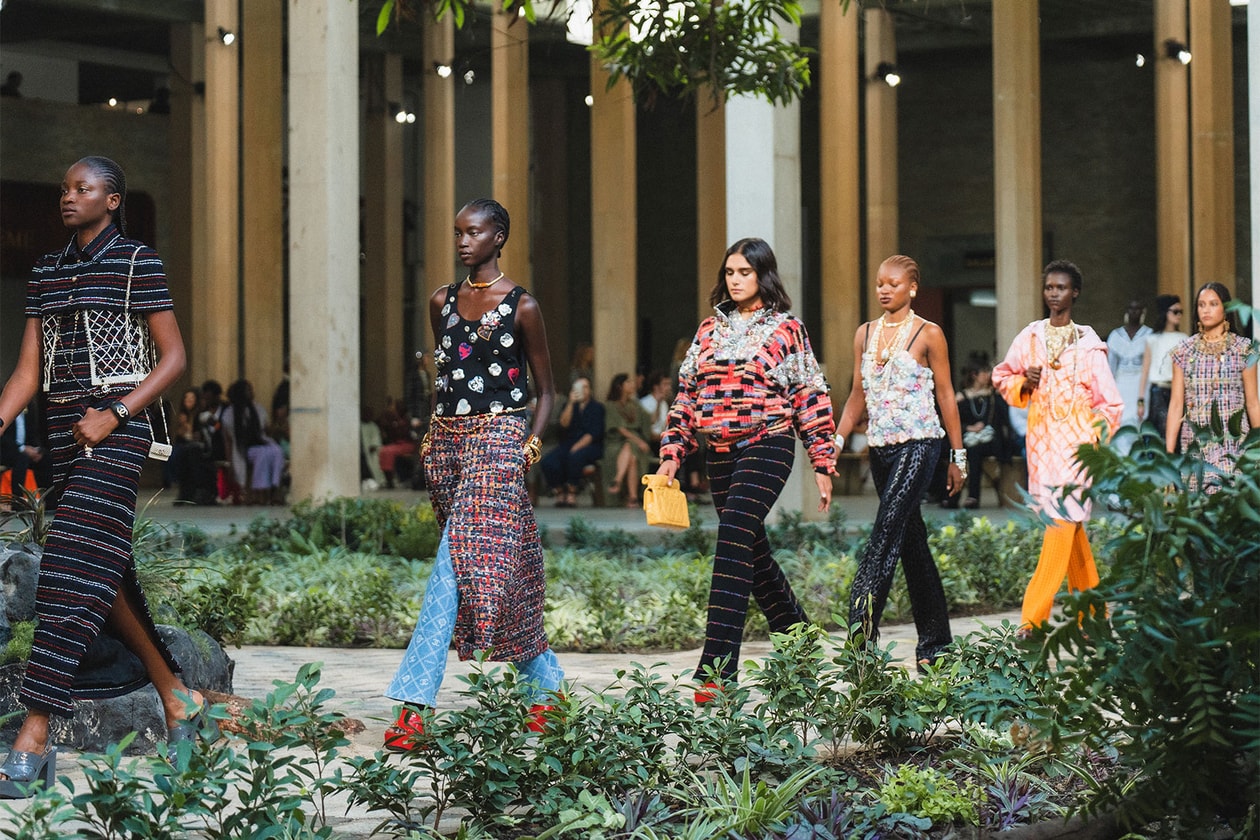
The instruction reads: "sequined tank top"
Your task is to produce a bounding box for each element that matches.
[861,321,945,447]
[432,283,530,417]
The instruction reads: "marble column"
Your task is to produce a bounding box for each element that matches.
[864,7,898,322]
[992,1,1043,347]
[1154,0,1191,303]
[696,91,726,323]
[1189,0,1235,291]
[288,0,361,500]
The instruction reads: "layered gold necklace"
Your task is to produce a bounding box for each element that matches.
[875,310,915,363]
[1044,321,1077,370]
[1042,321,1079,420]
[1196,327,1229,357]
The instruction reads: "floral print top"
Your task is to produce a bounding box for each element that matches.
[432,284,529,417]
[860,325,945,448]
[660,302,836,472]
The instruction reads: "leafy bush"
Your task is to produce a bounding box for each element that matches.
[236,497,438,559]
[1031,426,1260,834]
[878,762,983,825]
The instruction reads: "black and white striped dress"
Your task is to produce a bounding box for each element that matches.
[22,224,181,715]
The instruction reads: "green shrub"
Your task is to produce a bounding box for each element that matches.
[236,497,437,559]
[2,621,33,665]
[878,762,983,825]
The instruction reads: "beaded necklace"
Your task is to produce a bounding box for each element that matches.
[1041,321,1079,421]
[875,310,915,364]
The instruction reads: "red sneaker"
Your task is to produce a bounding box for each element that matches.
[383,705,428,752]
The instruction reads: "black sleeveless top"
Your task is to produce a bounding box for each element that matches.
[432,283,530,417]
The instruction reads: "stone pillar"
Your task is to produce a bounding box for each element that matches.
[725,21,814,518]
[288,0,361,501]
[864,7,898,322]
[363,53,406,412]
[492,8,531,287]
[1251,0,1260,307]
[992,1,1042,347]
[819,0,860,388]
[590,4,637,397]
[1155,0,1192,302]
[201,0,240,382]
[1189,0,1235,290]
[167,23,205,384]
[242,0,286,404]
[696,91,726,322]
[423,17,457,293]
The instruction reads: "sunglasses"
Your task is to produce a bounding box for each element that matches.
[1169,308,1183,314]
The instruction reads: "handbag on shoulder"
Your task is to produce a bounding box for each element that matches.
[641,474,690,529]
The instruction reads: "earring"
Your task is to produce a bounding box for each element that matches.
[910,290,917,299]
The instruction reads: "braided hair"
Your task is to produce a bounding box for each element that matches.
[76,156,128,237]
[461,198,510,257]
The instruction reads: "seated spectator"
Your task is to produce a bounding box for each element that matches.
[539,376,604,507]
[171,388,218,505]
[639,371,672,448]
[360,406,388,490]
[376,397,418,488]
[604,373,653,507]
[1008,403,1028,458]
[946,359,1010,509]
[222,379,287,505]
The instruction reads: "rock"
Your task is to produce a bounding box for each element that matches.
[0,542,40,623]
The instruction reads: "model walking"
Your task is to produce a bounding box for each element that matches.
[0,156,213,794]
[383,199,562,748]
[657,237,835,700]
[992,260,1123,630]
[833,255,964,667]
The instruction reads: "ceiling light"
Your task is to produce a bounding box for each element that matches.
[1164,39,1191,65]
[218,26,236,46]
[434,62,453,78]
[872,61,901,88]
[463,69,475,84]
[1135,53,1146,67]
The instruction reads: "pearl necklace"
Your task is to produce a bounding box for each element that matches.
[466,272,505,289]
[875,310,915,363]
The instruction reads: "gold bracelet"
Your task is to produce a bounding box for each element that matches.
[523,434,543,468]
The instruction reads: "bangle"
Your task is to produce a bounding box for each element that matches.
[950,448,967,468]
[523,434,543,468]
[833,433,845,453]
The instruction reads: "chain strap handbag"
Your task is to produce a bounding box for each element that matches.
[641,474,690,529]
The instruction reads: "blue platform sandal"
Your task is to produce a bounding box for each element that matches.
[166,698,221,763]
[0,746,57,799]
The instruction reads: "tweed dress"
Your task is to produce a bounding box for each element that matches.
[22,225,181,716]
[1170,332,1257,490]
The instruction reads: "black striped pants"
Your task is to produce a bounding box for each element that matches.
[848,437,952,662]
[696,433,808,682]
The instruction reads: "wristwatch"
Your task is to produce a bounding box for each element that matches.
[108,401,131,425]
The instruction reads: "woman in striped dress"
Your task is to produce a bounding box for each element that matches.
[0,157,210,794]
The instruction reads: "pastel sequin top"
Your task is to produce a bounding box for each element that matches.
[861,323,944,447]
[660,302,836,472]
[432,283,529,417]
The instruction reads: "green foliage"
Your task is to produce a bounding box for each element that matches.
[1031,426,1260,833]
[928,515,1043,608]
[2,621,34,665]
[0,485,51,545]
[236,497,438,560]
[766,505,854,554]
[878,762,983,826]
[562,516,643,555]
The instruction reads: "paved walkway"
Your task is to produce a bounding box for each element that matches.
[0,484,1033,834]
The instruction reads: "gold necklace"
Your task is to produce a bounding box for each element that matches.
[876,310,915,363]
[466,272,505,289]
[1044,321,1076,370]
[1197,327,1229,357]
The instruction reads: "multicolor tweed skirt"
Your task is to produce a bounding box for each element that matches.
[424,413,549,662]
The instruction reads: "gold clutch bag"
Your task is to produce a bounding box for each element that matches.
[641,474,690,529]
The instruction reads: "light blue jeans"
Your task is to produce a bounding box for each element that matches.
[385,527,563,706]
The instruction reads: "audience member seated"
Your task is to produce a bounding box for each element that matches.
[947,359,1011,509]
[376,397,418,488]
[539,376,604,507]
[360,406,388,490]
[171,388,218,505]
[639,370,672,449]
[222,379,287,505]
[604,372,654,507]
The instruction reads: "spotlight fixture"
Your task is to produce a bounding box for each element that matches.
[584,94,594,107]
[434,62,453,78]
[1135,53,1146,67]
[463,69,475,85]
[1163,38,1191,65]
[217,26,236,46]
[872,61,901,87]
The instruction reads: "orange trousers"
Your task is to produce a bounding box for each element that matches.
[1021,520,1099,629]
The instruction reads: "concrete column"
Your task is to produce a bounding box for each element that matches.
[1251,0,1260,307]
[363,53,406,412]
[864,7,898,322]
[201,0,240,382]
[1189,0,1235,290]
[696,91,726,322]
[167,23,205,385]
[725,21,813,518]
[590,4,637,397]
[819,0,860,388]
[242,0,286,403]
[492,8,531,287]
[1155,0,1192,302]
[288,0,361,500]
[423,18,457,293]
[992,1,1042,347]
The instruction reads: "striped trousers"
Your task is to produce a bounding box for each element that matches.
[696,434,808,683]
[849,438,953,663]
